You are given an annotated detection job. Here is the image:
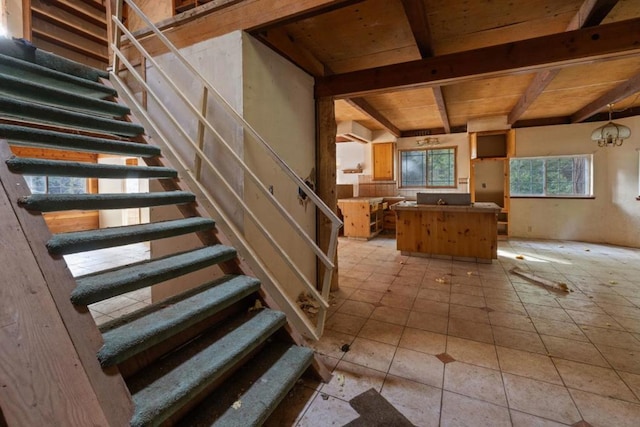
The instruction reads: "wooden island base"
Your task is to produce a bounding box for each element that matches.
[391,202,501,263]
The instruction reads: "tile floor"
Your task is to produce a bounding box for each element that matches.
[65,237,640,426]
[267,236,640,427]
[64,242,151,325]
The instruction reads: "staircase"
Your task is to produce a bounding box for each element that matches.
[0,37,321,426]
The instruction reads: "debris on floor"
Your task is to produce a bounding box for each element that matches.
[341,343,351,352]
[337,374,345,387]
[435,277,447,284]
[515,254,525,260]
[232,400,242,410]
[248,299,264,312]
[510,267,570,293]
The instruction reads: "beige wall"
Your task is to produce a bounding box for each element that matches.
[4,0,23,37]
[511,117,640,247]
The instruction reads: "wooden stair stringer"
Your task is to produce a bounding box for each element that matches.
[0,140,134,427]
[106,78,332,382]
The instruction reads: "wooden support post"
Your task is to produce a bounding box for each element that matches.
[316,96,338,292]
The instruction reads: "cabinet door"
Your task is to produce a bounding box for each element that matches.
[373,143,394,180]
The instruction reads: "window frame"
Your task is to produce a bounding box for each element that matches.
[23,175,89,195]
[509,154,594,199]
[398,146,457,189]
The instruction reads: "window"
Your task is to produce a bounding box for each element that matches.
[23,176,87,195]
[399,147,456,188]
[510,155,592,197]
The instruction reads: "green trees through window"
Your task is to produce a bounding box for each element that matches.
[400,147,456,188]
[23,176,87,194]
[510,155,592,197]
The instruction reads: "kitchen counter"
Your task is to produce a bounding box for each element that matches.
[337,197,387,239]
[391,202,501,262]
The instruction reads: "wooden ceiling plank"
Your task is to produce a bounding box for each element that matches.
[315,18,640,98]
[257,28,327,76]
[508,0,618,124]
[345,98,401,137]
[431,86,450,133]
[571,71,640,122]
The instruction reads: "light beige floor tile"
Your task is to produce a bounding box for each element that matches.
[525,304,572,322]
[619,371,640,400]
[448,317,494,344]
[358,279,392,293]
[389,348,444,388]
[493,325,546,354]
[349,289,385,304]
[325,312,367,336]
[450,284,484,296]
[450,293,486,308]
[370,305,410,326]
[595,343,640,374]
[358,318,404,346]
[406,311,448,334]
[416,288,450,303]
[379,293,415,310]
[411,298,450,316]
[398,327,447,355]
[566,309,624,330]
[581,326,640,351]
[337,300,375,318]
[569,389,640,427]
[541,335,609,367]
[553,358,637,402]
[448,304,490,324]
[531,317,589,342]
[440,391,511,427]
[342,337,396,372]
[446,336,499,370]
[489,311,536,332]
[381,375,441,427]
[296,393,359,427]
[482,288,520,301]
[613,315,640,334]
[320,360,386,401]
[509,409,570,427]
[503,373,581,424]
[496,346,563,385]
[386,283,420,297]
[308,329,355,359]
[558,298,606,313]
[444,361,507,406]
[485,298,528,316]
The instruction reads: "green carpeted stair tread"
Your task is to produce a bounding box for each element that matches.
[0,97,144,136]
[0,124,160,157]
[47,217,216,255]
[128,309,287,427]
[72,245,238,306]
[0,52,115,99]
[19,191,195,212]
[0,73,130,118]
[6,156,176,179]
[180,342,313,427]
[97,274,261,367]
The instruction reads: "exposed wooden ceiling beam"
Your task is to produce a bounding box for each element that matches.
[315,18,640,98]
[571,72,640,122]
[345,98,401,137]
[400,0,451,133]
[508,0,618,124]
[401,126,466,137]
[256,28,327,77]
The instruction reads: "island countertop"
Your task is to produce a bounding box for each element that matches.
[391,201,501,213]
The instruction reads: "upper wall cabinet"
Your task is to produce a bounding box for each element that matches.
[470,130,515,160]
[373,142,394,181]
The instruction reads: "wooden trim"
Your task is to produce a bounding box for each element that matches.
[22,0,32,39]
[0,141,134,426]
[315,18,640,98]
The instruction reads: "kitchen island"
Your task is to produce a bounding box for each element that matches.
[337,197,386,239]
[391,201,501,262]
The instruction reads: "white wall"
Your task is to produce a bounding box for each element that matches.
[511,117,640,247]
[241,33,317,298]
[336,141,371,185]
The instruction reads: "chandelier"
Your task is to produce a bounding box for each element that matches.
[591,104,631,147]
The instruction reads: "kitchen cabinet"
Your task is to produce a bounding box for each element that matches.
[373,143,394,181]
[337,197,387,239]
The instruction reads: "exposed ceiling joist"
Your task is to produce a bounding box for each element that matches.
[256,28,327,76]
[345,98,401,137]
[315,18,640,98]
[508,0,619,124]
[431,87,450,134]
[571,72,640,123]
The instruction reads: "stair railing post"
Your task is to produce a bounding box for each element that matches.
[195,86,208,181]
[112,0,123,75]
